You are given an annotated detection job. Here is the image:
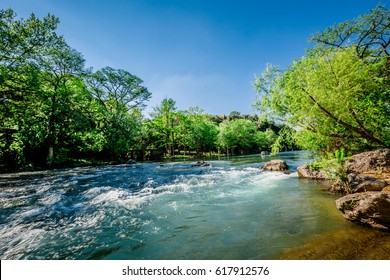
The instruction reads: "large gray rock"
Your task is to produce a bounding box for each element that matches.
[297,164,327,180]
[336,192,390,231]
[262,160,289,171]
[345,148,390,174]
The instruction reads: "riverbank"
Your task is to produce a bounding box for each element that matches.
[285,148,390,259]
[297,148,390,231]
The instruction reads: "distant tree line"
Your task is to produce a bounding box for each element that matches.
[0,8,292,171]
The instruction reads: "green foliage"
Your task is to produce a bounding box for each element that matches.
[218,119,255,152]
[308,148,351,193]
[149,98,178,157]
[254,5,390,154]
[182,109,218,155]
[0,8,151,168]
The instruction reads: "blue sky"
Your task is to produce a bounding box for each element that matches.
[1,0,387,116]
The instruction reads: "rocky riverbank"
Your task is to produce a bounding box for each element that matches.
[298,148,390,231]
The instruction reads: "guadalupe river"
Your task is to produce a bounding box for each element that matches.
[2,151,388,260]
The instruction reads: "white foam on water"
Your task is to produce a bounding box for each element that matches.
[14,207,45,220]
[169,201,179,211]
[86,187,150,211]
[37,193,62,206]
[70,213,105,229]
[0,196,30,209]
[83,186,112,197]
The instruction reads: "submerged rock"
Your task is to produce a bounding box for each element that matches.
[336,192,390,231]
[193,161,211,167]
[126,159,137,165]
[297,164,327,180]
[262,160,289,171]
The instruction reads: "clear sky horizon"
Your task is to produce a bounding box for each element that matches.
[2,0,388,117]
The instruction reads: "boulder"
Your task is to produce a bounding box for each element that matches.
[353,177,387,193]
[345,148,390,174]
[347,173,387,193]
[297,164,327,180]
[262,160,289,171]
[336,192,390,231]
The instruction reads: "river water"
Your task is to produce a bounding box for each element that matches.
[0,151,355,260]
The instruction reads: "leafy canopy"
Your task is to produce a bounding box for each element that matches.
[254,5,390,153]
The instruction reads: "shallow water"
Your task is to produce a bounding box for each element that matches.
[0,151,359,260]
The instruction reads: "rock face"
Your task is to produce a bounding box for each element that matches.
[336,192,390,231]
[297,164,327,180]
[346,173,387,192]
[262,160,289,171]
[345,148,390,174]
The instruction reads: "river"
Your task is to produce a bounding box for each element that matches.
[0,151,377,260]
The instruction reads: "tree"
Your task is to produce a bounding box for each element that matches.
[254,5,390,153]
[150,98,178,157]
[85,67,151,160]
[310,4,390,61]
[182,107,218,156]
[0,9,60,168]
[255,47,389,152]
[86,67,151,114]
[30,39,87,165]
[218,119,258,155]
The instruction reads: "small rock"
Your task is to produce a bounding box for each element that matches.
[336,192,390,231]
[262,160,289,171]
[126,159,137,165]
[194,161,211,167]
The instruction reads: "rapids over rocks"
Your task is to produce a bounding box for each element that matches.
[0,151,373,260]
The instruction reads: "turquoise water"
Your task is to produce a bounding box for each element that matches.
[0,151,347,259]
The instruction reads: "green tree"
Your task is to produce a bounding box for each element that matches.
[182,107,218,156]
[310,4,390,61]
[254,5,390,153]
[218,119,258,155]
[85,67,151,160]
[31,39,87,166]
[255,47,389,152]
[0,9,60,168]
[150,98,178,157]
